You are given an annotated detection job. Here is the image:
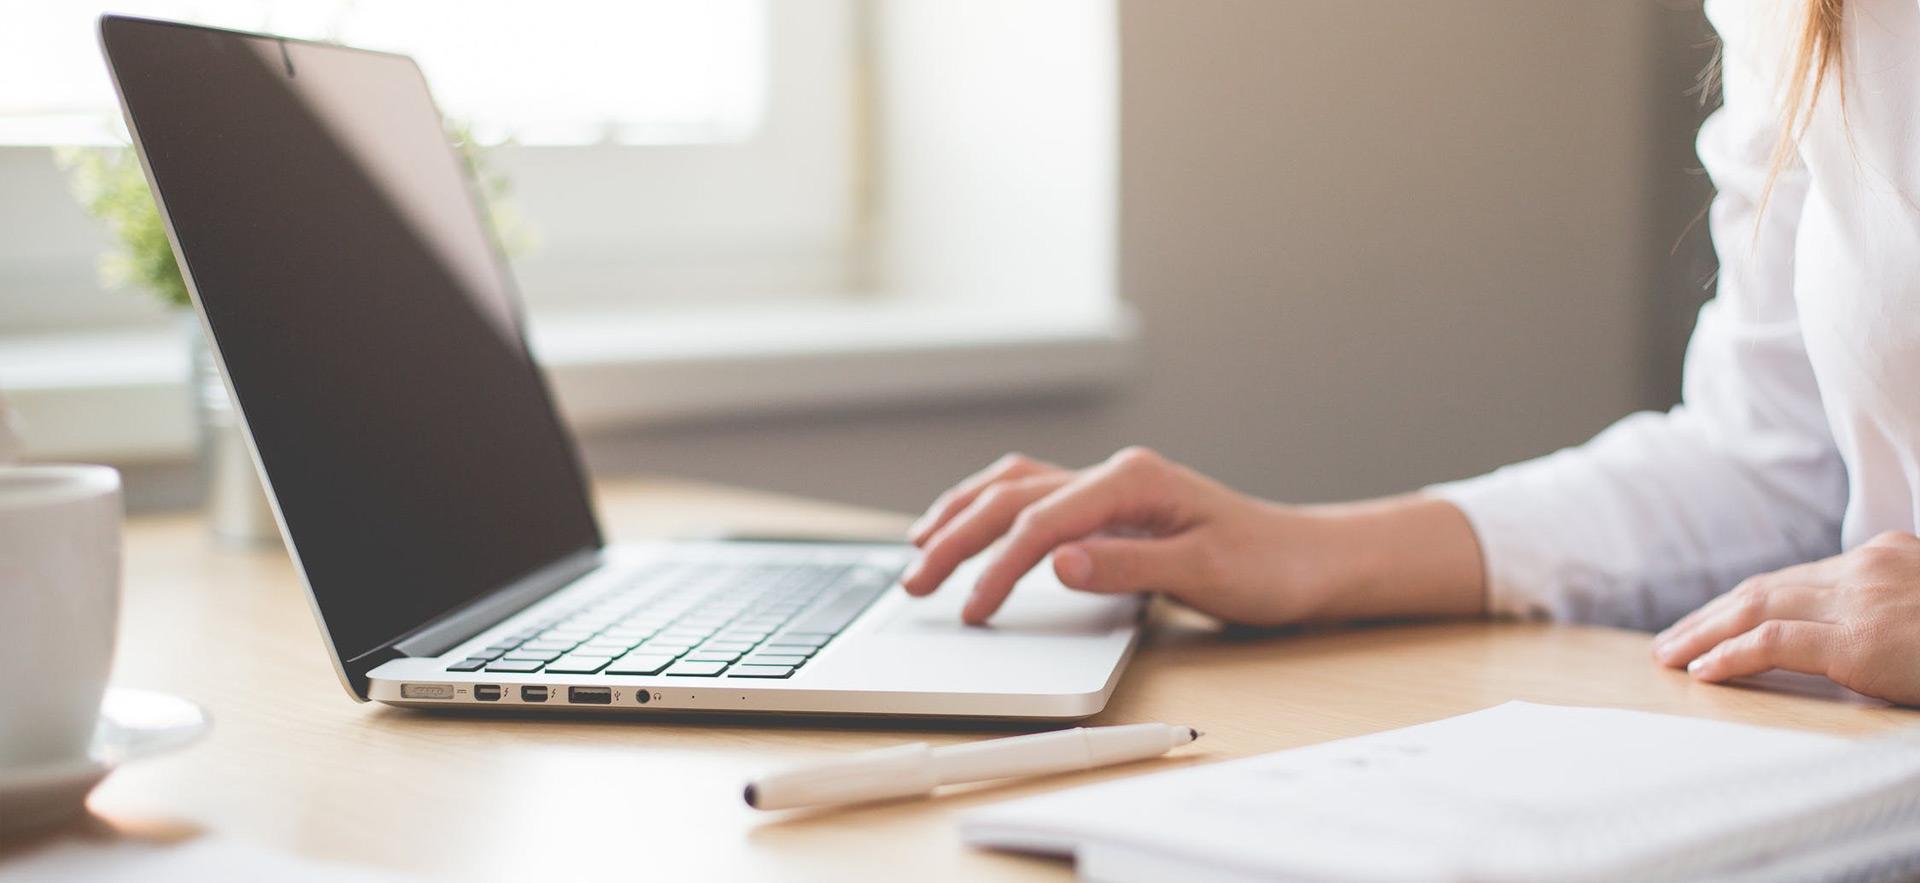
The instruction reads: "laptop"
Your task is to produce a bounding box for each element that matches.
[99,15,1143,719]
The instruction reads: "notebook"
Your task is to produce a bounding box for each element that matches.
[960,702,1920,883]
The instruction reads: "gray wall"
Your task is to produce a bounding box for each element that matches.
[573,1,1722,517]
[1644,0,1724,406]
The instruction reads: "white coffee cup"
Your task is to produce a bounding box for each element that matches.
[0,465,122,768]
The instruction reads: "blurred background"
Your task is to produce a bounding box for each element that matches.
[0,0,1719,519]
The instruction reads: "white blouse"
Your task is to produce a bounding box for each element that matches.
[1431,0,1920,630]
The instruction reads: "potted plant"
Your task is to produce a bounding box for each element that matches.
[57,123,529,547]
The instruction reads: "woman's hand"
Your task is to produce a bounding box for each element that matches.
[900,447,1487,626]
[1653,532,1920,705]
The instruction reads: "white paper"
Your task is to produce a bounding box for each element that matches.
[961,702,1854,883]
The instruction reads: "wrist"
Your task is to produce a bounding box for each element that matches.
[1291,495,1487,622]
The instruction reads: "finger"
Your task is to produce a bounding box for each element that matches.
[1686,619,1845,683]
[1653,583,1832,668]
[900,473,1071,596]
[1656,557,1842,645]
[965,451,1169,623]
[908,454,1059,546]
[1053,535,1203,595]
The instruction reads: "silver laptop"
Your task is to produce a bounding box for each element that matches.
[100,15,1142,720]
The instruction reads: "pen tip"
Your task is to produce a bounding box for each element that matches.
[1188,727,1201,741]
[743,784,760,809]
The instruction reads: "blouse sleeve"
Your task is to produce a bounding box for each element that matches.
[1425,0,1847,630]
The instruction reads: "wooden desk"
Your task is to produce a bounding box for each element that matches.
[29,479,1920,880]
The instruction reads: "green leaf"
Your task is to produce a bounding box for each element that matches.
[55,118,533,312]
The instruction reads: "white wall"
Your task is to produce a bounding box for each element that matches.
[871,0,1116,315]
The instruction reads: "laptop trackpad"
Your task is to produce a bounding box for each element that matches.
[878,568,1142,638]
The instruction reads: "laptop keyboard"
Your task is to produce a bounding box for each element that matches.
[445,551,907,680]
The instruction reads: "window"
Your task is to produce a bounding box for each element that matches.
[0,0,856,330]
[0,0,1129,465]
[0,1,769,146]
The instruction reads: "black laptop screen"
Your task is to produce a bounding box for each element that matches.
[102,18,601,662]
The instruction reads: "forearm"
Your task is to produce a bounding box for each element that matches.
[1291,494,1488,622]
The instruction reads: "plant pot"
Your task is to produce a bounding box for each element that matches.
[180,313,280,548]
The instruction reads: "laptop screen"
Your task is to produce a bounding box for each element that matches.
[102,17,602,665]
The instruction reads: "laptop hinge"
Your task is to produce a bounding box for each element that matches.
[388,548,603,660]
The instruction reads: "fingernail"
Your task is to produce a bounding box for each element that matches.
[906,518,930,545]
[901,557,926,592]
[962,580,993,623]
[1687,656,1707,675]
[1055,546,1093,589]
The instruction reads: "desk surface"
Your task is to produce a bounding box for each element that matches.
[21,478,1920,880]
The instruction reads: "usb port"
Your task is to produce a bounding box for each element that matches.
[473,684,502,702]
[568,686,612,705]
[520,685,549,703]
[400,683,454,699]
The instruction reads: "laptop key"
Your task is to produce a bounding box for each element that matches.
[767,635,828,649]
[447,658,490,672]
[759,644,820,657]
[520,639,578,653]
[847,566,892,586]
[663,661,729,677]
[697,641,757,654]
[485,659,545,673]
[581,638,638,653]
[605,654,677,676]
[504,648,564,662]
[727,665,795,679]
[787,614,853,635]
[789,587,888,633]
[741,654,808,667]
[546,654,614,674]
[687,649,743,663]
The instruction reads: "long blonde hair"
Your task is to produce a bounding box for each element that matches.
[1761,0,1846,210]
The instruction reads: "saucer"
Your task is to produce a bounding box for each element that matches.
[0,688,210,835]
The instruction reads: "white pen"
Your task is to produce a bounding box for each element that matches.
[744,722,1200,810]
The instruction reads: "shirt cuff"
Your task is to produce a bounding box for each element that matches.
[1425,469,1570,622]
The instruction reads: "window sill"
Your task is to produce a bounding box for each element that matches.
[0,300,1138,463]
